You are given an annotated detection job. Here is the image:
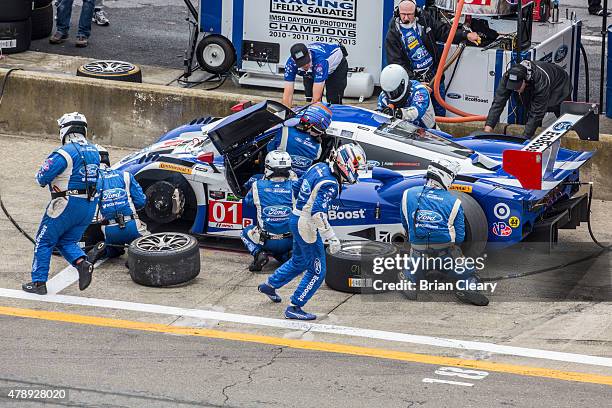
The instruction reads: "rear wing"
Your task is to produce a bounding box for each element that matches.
[502,113,594,190]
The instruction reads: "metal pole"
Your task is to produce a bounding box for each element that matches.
[600,0,608,111]
[517,0,523,63]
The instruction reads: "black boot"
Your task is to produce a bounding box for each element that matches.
[77,260,94,291]
[455,290,489,306]
[248,251,269,272]
[86,241,106,264]
[22,281,47,295]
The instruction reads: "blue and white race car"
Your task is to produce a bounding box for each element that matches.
[114,100,594,255]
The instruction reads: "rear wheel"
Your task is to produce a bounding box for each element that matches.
[144,180,186,224]
[450,191,488,257]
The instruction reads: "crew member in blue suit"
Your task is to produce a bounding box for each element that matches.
[241,150,296,272]
[267,102,333,177]
[23,113,100,295]
[399,160,489,306]
[87,148,147,263]
[258,144,367,320]
[282,42,348,106]
[377,64,436,129]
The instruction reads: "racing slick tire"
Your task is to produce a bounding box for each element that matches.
[31,3,53,40]
[76,60,143,83]
[196,35,236,75]
[450,191,488,257]
[325,241,398,294]
[0,19,31,54]
[127,232,200,287]
[0,0,32,22]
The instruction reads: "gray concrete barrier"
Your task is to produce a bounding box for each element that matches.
[1,68,610,199]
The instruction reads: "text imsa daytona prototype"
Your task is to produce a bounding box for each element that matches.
[113,100,594,255]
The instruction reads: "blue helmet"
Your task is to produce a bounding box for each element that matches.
[299,102,333,136]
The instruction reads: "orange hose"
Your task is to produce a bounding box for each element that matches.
[433,0,487,123]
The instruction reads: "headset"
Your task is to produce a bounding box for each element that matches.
[394,0,421,21]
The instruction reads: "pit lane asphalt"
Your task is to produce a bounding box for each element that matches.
[0,134,610,406]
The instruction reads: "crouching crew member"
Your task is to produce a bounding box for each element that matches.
[241,151,296,272]
[267,102,334,177]
[23,113,100,295]
[258,144,366,320]
[377,64,436,129]
[399,160,489,306]
[87,148,147,263]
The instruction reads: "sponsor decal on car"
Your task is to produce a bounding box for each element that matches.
[508,216,520,228]
[159,162,192,174]
[493,203,510,219]
[226,193,241,202]
[491,222,512,237]
[552,121,573,132]
[209,190,226,200]
[449,184,472,193]
[328,208,366,220]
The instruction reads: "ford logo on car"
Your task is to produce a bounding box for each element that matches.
[552,121,573,132]
[415,210,443,223]
[447,93,461,100]
[554,45,568,63]
[263,206,291,218]
[292,155,312,168]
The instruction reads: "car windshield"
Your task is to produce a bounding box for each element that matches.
[374,121,474,159]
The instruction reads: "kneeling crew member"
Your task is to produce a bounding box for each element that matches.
[87,149,147,263]
[399,160,489,306]
[258,144,367,320]
[282,42,348,106]
[377,64,436,129]
[241,151,296,272]
[23,113,100,295]
[267,102,334,177]
[484,60,572,139]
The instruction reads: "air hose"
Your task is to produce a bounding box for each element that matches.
[579,43,590,103]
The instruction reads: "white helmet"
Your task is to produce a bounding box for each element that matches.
[58,112,87,144]
[425,159,460,190]
[96,144,110,168]
[333,143,366,184]
[264,150,292,179]
[380,64,410,103]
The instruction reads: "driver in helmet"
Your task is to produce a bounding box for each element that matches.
[86,146,147,263]
[398,159,489,306]
[241,150,296,272]
[377,64,436,129]
[258,143,367,320]
[267,102,335,177]
[23,112,101,295]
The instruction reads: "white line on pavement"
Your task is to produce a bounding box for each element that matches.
[581,35,603,42]
[46,259,107,295]
[0,288,610,368]
[422,378,474,387]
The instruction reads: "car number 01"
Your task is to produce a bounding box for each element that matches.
[210,201,242,224]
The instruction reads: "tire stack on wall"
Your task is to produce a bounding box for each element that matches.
[0,0,33,54]
[31,0,54,41]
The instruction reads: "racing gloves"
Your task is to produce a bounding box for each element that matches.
[381,106,419,122]
[313,212,341,254]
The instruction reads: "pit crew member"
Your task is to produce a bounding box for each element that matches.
[385,0,480,116]
[241,150,296,272]
[377,64,436,129]
[258,144,367,320]
[484,60,572,139]
[87,148,147,263]
[267,102,334,177]
[282,42,348,107]
[23,113,100,295]
[399,160,489,306]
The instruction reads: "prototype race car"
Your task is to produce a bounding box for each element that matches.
[113,100,594,255]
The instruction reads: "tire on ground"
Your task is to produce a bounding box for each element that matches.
[76,60,143,83]
[325,241,398,294]
[0,0,33,22]
[128,233,200,287]
[449,191,488,257]
[31,3,53,40]
[0,19,31,54]
[80,223,104,250]
[196,35,236,75]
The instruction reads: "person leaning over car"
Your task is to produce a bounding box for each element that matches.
[282,42,349,107]
[484,60,572,139]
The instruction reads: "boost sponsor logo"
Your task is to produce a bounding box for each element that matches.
[415,210,443,223]
[464,94,489,104]
[263,205,292,218]
[328,208,365,220]
[491,222,512,237]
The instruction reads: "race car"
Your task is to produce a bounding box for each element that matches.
[113,100,594,255]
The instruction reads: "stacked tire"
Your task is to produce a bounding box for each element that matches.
[0,0,33,54]
[31,0,53,40]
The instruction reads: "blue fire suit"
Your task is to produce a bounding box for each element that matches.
[240,178,294,263]
[398,24,446,116]
[267,126,322,177]
[98,168,147,258]
[400,186,474,282]
[377,80,436,128]
[284,42,344,84]
[266,163,339,307]
[32,140,100,282]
